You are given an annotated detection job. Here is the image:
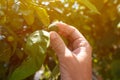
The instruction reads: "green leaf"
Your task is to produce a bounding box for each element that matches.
[0,40,12,62]
[65,0,74,2]
[9,30,50,80]
[23,10,35,25]
[19,2,35,25]
[78,0,100,14]
[34,6,50,27]
[50,64,60,79]
[111,60,120,79]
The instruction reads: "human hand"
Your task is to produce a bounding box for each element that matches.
[50,22,92,80]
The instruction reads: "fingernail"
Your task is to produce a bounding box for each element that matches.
[49,21,59,27]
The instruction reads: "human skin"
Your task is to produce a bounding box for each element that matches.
[50,22,92,80]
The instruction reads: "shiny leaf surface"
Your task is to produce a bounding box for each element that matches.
[35,6,50,27]
[9,30,50,80]
[78,0,100,14]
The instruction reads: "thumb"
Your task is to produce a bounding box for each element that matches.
[50,31,69,57]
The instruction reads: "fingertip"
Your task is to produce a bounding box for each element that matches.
[55,21,68,28]
[49,31,67,56]
[50,31,56,36]
[49,21,67,29]
[50,31,57,40]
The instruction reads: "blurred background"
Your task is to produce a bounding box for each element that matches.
[0,0,120,80]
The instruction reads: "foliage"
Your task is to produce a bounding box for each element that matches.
[9,30,50,80]
[0,0,120,80]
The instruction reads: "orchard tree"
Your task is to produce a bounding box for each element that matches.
[0,0,120,80]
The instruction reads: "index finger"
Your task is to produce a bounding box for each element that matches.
[56,22,92,56]
[55,22,86,43]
